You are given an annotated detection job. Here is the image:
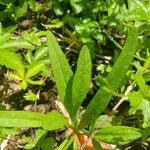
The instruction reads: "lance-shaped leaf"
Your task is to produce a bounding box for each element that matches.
[69,46,92,119]
[33,46,48,61]
[78,28,138,129]
[94,126,142,145]
[0,40,34,49]
[26,61,45,78]
[0,111,44,128]
[0,49,25,78]
[43,111,67,131]
[0,111,67,131]
[47,31,73,102]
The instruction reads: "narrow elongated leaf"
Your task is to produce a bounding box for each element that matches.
[26,61,45,78]
[139,99,150,128]
[47,31,73,102]
[57,137,73,150]
[0,111,44,128]
[135,71,148,97]
[78,28,138,129]
[94,126,142,145]
[0,40,34,49]
[33,46,48,61]
[27,79,44,85]
[92,139,103,150]
[0,33,11,45]
[24,50,32,64]
[0,111,67,131]
[67,46,92,119]
[43,111,67,131]
[0,49,25,78]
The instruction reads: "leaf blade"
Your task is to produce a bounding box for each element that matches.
[0,111,44,128]
[71,45,92,119]
[78,28,138,129]
[0,40,34,49]
[43,111,67,131]
[26,61,45,78]
[94,126,142,145]
[47,31,73,102]
[0,49,25,78]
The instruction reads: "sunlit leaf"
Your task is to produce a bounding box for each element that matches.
[33,46,48,61]
[0,40,34,49]
[47,31,73,102]
[95,126,142,145]
[26,61,45,78]
[0,111,44,128]
[78,28,138,129]
[66,46,92,120]
[0,49,25,78]
[43,111,67,131]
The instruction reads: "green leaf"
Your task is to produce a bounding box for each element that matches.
[26,61,45,78]
[66,46,92,119]
[21,80,28,90]
[0,111,44,128]
[128,91,143,114]
[10,73,22,81]
[70,0,86,14]
[28,0,36,11]
[57,137,73,150]
[53,0,64,16]
[27,79,44,85]
[94,126,142,145]
[135,71,149,98]
[0,33,11,45]
[37,136,56,150]
[24,50,33,64]
[14,0,28,18]
[24,91,39,102]
[139,99,150,128]
[0,111,67,131]
[43,111,67,131]
[92,139,103,150]
[0,49,25,78]
[78,28,138,129]
[0,0,13,5]
[47,31,73,102]
[21,30,44,46]
[0,40,34,49]
[126,0,150,22]
[33,46,48,61]
[129,91,150,128]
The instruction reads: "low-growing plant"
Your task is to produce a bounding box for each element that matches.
[0,0,150,149]
[0,28,146,149]
[0,25,50,90]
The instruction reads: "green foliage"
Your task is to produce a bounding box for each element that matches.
[94,126,142,145]
[78,28,138,129]
[47,31,73,102]
[46,29,142,147]
[0,49,25,78]
[0,0,149,149]
[128,52,150,128]
[0,111,67,130]
[0,0,37,21]
[26,61,45,78]
[125,0,150,23]
[66,45,92,120]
